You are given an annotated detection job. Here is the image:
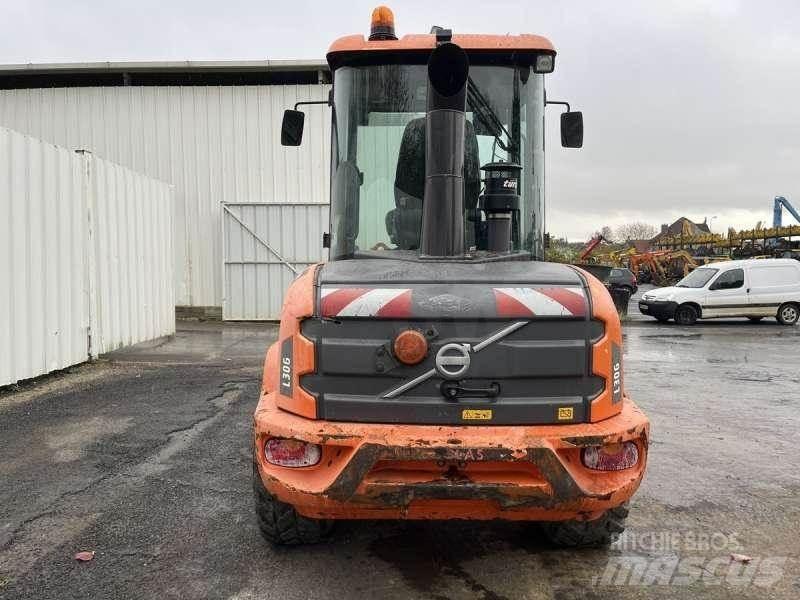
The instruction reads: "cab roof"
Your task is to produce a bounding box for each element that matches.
[327,33,555,65]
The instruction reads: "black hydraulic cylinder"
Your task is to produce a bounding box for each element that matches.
[420,42,469,257]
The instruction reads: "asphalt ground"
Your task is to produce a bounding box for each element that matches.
[1,314,799,599]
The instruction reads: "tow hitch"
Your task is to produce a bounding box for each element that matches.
[440,381,500,399]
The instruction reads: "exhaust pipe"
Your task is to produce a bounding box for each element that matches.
[420,42,469,257]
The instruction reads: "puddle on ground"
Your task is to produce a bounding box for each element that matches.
[368,522,526,599]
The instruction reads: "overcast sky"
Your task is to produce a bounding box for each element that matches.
[3,0,800,240]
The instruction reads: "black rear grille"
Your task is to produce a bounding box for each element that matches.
[300,318,604,425]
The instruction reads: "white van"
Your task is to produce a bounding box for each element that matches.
[638,258,800,325]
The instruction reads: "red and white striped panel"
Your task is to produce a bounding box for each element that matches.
[493,287,587,317]
[320,285,587,318]
[320,287,413,318]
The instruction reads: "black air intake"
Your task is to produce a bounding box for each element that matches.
[420,42,469,257]
[481,162,521,253]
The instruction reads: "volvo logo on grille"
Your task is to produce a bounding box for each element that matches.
[381,321,527,399]
[435,343,471,379]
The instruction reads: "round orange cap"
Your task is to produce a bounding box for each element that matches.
[393,329,428,365]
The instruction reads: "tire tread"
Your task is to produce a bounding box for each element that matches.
[543,505,629,548]
[253,462,333,545]
[777,302,799,326]
[675,304,698,325]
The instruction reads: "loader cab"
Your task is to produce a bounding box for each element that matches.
[328,55,545,259]
[282,22,582,263]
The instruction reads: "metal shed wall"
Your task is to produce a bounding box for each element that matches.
[0,126,175,385]
[0,83,332,308]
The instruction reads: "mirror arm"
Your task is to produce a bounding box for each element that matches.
[545,100,571,112]
[294,100,330,110]
[294,88,333,110]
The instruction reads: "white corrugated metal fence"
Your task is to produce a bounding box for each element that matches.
[88,153,175,353]
[0,127,88,384]
[0,126,174,386]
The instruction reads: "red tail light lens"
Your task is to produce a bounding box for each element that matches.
[582,442,639,471]
[264,438,321,468]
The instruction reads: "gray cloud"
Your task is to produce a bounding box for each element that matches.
[2,0,798,239]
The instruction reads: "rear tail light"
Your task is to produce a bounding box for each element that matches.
[264,438,321,468]
[581,441,639,471]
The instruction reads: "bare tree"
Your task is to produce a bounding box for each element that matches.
[614,222,657,242]
[594,226,614,241]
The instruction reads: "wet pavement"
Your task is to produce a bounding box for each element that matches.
[1,318,799,599]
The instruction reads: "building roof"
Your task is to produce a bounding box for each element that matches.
[0,59,330,89]
[652,217,710,242]
[0,59,328,75]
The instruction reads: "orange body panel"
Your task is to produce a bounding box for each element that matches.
[268,266,319,419]
[328,33,555,56]
[254,391,648,521]
[578,268,626,422]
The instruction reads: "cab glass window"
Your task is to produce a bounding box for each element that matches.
[329,62,545,260]
[676,268,717,288]
[710,268,744,290]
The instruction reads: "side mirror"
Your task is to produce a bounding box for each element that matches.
[281,110,305,146]
[560,111,583,148]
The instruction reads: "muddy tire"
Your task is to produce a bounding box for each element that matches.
[542,505,629,548]
[253,462,333,545]
[776,303,799,326]
[674,304,698,326]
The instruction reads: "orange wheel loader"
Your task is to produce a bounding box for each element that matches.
[253,6,649,546]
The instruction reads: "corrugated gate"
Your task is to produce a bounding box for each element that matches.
[222,202,328,320]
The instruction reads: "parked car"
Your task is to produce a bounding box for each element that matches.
[608,268,638,295]
[638,258,800,325]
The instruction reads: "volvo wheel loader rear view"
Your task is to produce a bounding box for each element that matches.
[253,6,649,547]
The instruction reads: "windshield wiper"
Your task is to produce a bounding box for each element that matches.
[467,77,515,155]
